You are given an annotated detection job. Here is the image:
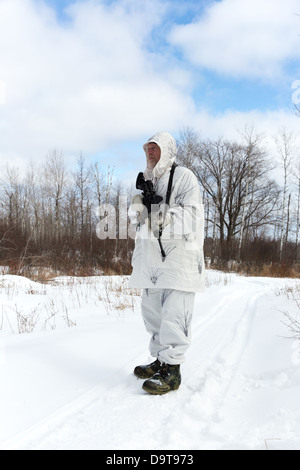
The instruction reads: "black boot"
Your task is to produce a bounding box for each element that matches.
[134,359,161,379]
[142,363,181,395]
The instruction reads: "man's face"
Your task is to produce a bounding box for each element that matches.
[145,143,161,168]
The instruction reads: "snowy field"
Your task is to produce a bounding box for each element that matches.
[1,271,300,451]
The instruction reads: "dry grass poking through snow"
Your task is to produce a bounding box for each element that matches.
[0,275,141,335]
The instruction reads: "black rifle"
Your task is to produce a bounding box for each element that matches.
[135,164,177,261]
[136,172,165,258]
[136,173,163,213]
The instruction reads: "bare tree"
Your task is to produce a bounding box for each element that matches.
[274,128,295,261]
[0,164,22,228]
[178,130,279,261]
[93,162,103,208]
[294,159,300,261]
[177,127,201,170]
[44,149,67,240]
[74,154,92,237]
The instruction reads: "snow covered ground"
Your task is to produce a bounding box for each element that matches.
[1,271,300,450]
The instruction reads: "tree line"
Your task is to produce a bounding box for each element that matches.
[0,150,134,278]
[0,125,300,279]
[178,126,300,275]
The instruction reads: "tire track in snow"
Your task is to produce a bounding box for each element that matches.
[169,280,271,449]
[146,285,264,451]
[4,278,273,450]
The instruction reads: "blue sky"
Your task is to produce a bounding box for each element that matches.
[0,0,299,181]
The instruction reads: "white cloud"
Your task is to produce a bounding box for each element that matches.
[169,0,300,80]
[0,0,194,164]
[0,0,299,173]
[187,106,300,181]
[190,107,299,140]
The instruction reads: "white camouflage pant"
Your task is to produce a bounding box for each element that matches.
[141,289,196,365]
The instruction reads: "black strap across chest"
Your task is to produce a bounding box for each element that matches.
[165,163,178,206]
[157,162,177,261]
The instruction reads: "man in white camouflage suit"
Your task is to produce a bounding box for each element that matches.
[129,132,205,395]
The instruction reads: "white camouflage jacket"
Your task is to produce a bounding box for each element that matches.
[129,132,205,293]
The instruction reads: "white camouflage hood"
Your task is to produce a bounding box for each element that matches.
[143,132,177,181]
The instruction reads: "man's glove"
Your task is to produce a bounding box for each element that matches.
[128,194,149,226]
